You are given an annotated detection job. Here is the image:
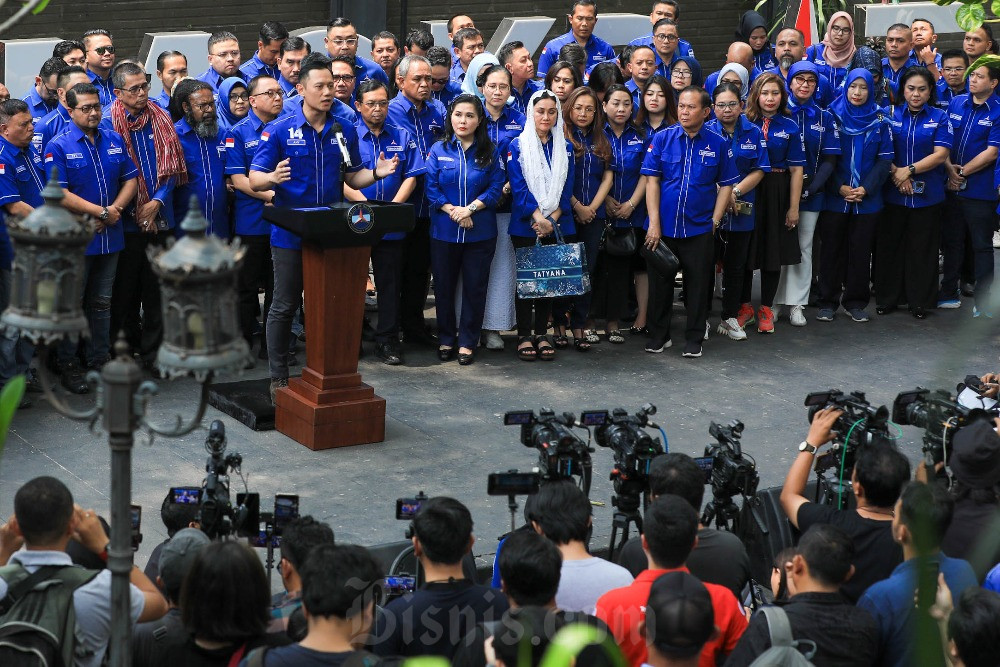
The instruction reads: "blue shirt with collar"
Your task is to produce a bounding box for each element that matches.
[537,32,616,78]
[425,137,504,243]
[386,93,446,218]
[884,104,953,208]
[625,79,642,112]
[640,124,739,238]
[354,120,425,241]
[224,110,271,236]
[947,92,1000,201]
[506,134,576,238]
[509,79,542,117]
[857,555,977,667]
[32,105,71,157]
[249,104,363,250]
[88,70,115,107]
[485,106,525,161]
[432,79,464,109]
[630,34,696,62]
[449,59,469,86]
[570,126,609,218]
[45,124,138,255]
[754,114,806,169]
[280,95,357,127]
[882,55,920,93]
[99,108,177,232]
[22,87,55,124]
[805,44,850,89]
[704,67,764,99]
[825,116,894,215]
[936,79,968,111]
[152,90,170,109]
[706,116,771,232]
[240,52,280,81]
[766,66,836,108]
[196,68,248,93]
[173,118,229,239]
[0,135,44,269]
[279,76,298,98]
[604,122,649,229]
[352,55,389,99]
[754,49,778,72]
[789,104,841,212]
[641,119,670,142]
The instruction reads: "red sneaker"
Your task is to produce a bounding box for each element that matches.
[757,306,775,333]
[736,303,755,329]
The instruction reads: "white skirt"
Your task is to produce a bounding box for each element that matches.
[481,213,516,331]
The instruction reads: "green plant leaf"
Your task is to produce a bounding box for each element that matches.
[966,53,1000,77]
[993,0,1000,17]
[30,0,52,14]
[0,375,25,462]
[755,0,770,12]
[956,3,986,31]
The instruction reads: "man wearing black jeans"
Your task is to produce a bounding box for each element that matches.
[641,86,737,358]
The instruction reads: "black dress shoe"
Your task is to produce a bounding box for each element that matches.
[437,346,456,361]
[362,317,377,342]
[59,361,89,395]
[458,351,474,365]
[875,305,896,315]
[406,328,439,347]
[375,343,404,365]
[911,307,927,319]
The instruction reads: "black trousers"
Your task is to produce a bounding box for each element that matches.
[939,192,977,300]
[714,228,752,320]
[875,204,940,310]
[400,216,432,335]
[371,238,404,344]
[236,234,273,346]
[110,231,167,361]
[648,231,714,345]
[816,210,878,311]
[590,248,633,323]
[429,237,496,349]
[511,235,560,338]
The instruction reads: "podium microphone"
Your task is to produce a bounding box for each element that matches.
[332,122,353,168]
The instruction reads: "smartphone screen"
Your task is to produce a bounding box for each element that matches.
[129,504,142,551]
[273,494,299,536]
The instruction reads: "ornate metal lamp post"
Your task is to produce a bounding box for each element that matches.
[1,175,249,667]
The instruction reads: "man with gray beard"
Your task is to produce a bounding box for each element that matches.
[172,79,230,238]
[765,28,834,107]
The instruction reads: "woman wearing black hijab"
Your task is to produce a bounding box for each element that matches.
[737,11,777,71]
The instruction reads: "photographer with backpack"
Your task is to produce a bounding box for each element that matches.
[0,476,167,667]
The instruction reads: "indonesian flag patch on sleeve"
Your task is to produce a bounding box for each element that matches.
[44,153,53,163]
[260,131,270,142]
[0,164,5,174]
[225,137,235,148]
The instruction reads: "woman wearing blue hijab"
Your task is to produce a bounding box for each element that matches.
[216,77,248,132]
[817,68,893,323]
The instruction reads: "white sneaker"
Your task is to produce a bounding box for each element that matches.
[789,305,807,327]
[993,231,1000,249]
[717,318,747,340]
[704,322,710,340]
[484,331,504,350]
[773,305,782,319]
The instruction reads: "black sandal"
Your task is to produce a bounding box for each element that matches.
[536,336,556,360]
[574,337,591,352]
[516,336,537,361]
[554,334,570,349]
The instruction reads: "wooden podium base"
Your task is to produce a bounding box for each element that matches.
[274,378,385,450]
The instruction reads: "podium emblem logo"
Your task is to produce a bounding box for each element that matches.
[347,204,376,234]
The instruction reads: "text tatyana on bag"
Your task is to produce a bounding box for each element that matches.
[515,221,591,299]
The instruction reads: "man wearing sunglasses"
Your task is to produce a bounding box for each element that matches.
[23,57,64,124]
[197,31,248,93]
[103,62,187,375]
[83,28,117,106]
[32,65,91,160]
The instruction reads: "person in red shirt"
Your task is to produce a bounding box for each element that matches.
[595,494,747,667]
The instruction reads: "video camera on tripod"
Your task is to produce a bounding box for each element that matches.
[893,384,994,467]
[697,420,762,533]
[195,420,254,539]
[504,409,594,496]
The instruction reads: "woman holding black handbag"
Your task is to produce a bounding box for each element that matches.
[507,90,577,361]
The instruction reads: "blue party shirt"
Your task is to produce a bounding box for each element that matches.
[805,44,850,89]
[884,104,953,208]
[173,118,229,238]
[224,110,272,236]
[825,116,894,215]
[947,93,1000,201]
[570,127,609,218]
[386,93,446,218]
[604,123,649,229]
[537,32,616,78]
[425,138,504,243]
[753,114,806,169]
[195,68,248,93]
[706,116,770,232]
[354,121,425,241]
[87,70,115,107]
[0,135,44,268]
[789,104,841,212]
[239,52,280,81]
[32,105,71,157]
[22,87,55,124]
[506,135,576,237]
[510,79,542,117]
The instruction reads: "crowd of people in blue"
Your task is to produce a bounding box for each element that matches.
[1,1,999,407]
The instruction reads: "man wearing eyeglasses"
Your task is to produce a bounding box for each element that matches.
[325,17,388,99]
[196,31,248,93]
[629,1,695,62]
[647,19,687,78]
[763,28,834,108]
[23,57,64,124]
[537,0,616,78]
[45,82,139,375]
[82,29,117,106]
[225,75,284,361]
[936,50,970,111]
[427,46,463,109]
[173,81,230,239]
[330,56,357,107]
[103,62,187,374]
[33,65,92,159]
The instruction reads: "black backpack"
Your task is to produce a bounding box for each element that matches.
[0,564,100,667]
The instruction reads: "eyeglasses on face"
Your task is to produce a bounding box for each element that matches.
[829,25,851,36]
[329,38,359,46]
[330,74,356,83]
[212,50,241,60]
[654,33,679,43]
[714,101,739,110]
[116,82,150,95]
[73,103,102,113]
[251,89,283,99]
[188,101,216,112]
[229,92,250,102]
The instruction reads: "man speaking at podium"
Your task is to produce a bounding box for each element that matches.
[249,54,400,404]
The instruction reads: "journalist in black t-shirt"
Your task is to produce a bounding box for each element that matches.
[780,407,910,602]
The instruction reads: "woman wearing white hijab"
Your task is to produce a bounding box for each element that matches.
[717,63,750,99]
[461,52,501,101]
[506,89,576,361]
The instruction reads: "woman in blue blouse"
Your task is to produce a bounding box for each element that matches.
[424,94,504,365]
[706,82,769,341]
[635,75,676,140]
[737,11,777,72]
[741,72,804,334]
[216,77,249,133]
[876,67,953,319]
[805,11,856,90]
[599,84,648,341]
[561,87,613,349]
[818,68,894,323]
[507,90,576,361]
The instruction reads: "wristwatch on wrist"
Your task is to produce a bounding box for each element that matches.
[908,164,916,177]
[468,202,479,213]
[99,207,109,221]
[798,440,818,455]
[957,167,965,178]
[732,186,742,198]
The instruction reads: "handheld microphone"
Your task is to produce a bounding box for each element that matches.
[332,122,353,168]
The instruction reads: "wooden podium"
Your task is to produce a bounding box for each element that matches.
[263,202,414,449]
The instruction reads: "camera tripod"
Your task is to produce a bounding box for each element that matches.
[701,492,742,532]
[607,491,643,562]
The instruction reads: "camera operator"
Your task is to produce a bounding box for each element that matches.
[269,516,335,639]
[243,544,384,666]
[616,453,752,599]
[723,524,879,666]
[524,479,633,614]
[923,419,1000,577]
[595,495,747,667]
[780,407,910,602]
[644,572,720,667]
[133,528,210,666]
[142,490,201,582]
[858,482,978,667]
[453,530,613,667]
[371,497,508,660]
